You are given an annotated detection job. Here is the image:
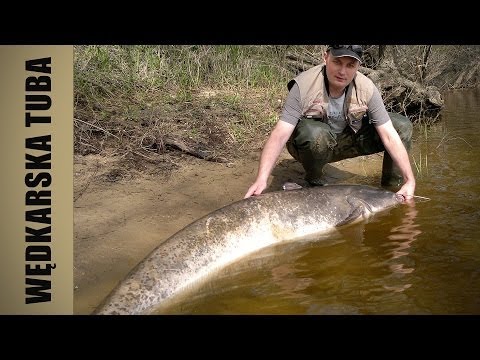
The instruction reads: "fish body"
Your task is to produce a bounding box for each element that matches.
[94,184,400,315]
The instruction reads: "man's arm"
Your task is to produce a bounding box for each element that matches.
[375,121,416,200]
[244,120,296,198]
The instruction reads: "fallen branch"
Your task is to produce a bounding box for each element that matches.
[162,137,228,163]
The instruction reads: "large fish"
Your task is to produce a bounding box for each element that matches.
[93,184,402,315]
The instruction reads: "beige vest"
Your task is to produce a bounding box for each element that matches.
[288,64,374,132]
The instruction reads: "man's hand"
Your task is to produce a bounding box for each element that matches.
[396,181,416,203]
[243,121,295,199]
[244,180,268,199]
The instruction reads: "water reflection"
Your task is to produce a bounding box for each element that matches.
[382,202,421,293]
[270,262,314,301]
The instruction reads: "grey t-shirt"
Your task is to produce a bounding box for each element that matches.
[326,92,347,133]
[280,81,390,133]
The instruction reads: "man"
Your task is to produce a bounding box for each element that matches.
[244,45,416,201]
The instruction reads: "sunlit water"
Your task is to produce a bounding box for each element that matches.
[157,88,480,315]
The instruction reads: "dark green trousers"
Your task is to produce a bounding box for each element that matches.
[286,112,413,186]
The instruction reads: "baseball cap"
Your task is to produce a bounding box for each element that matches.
[327,45,363,63]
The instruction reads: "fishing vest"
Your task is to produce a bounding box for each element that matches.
[287,64,374,133]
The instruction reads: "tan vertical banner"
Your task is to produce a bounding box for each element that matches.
[0,46,73,314]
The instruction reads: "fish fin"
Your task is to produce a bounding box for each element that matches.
[337,198,369,227]
[337,206,363,227]
[282,182,303,191]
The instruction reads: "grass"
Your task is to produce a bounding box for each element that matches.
[74,45,292,166]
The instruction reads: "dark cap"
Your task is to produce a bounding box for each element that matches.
[327,45,363,63]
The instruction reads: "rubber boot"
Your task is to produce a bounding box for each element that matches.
[286,119,336,186]
[381,152,403,187]
[381,112,413,187]
[299,149,328,186]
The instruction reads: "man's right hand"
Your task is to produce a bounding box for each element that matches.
[244,180,268,199]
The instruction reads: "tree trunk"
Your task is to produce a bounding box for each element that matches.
[378,45,387,66]
[418,45,432,84]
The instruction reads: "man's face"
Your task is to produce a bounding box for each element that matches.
[324,52,360,92]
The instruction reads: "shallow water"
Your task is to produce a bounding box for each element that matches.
[158,88,480,315]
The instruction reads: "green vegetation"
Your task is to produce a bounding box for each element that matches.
[74,45,480,168]
[74,45,293,163]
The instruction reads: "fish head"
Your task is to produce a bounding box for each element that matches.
[347,185,401,214]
